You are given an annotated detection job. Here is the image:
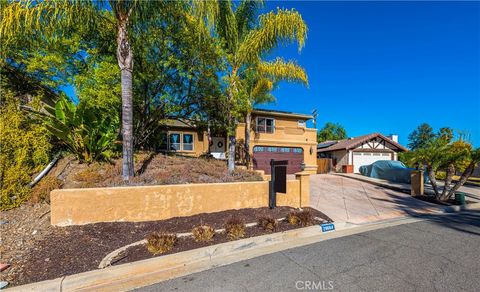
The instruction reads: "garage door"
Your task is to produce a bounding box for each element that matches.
[353,152,392,173]
[253,146,304,174]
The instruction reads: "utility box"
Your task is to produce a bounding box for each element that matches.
[410,170,424,196]
[342,165,353,173]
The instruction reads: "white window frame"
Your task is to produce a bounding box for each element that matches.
[255,117,275,133]
[298,120,305,127]
[182,133,194,152]
[168,132,181,151]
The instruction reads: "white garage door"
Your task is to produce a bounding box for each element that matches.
[353,152,392,173]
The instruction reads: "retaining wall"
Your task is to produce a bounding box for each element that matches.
[50,173,310,226]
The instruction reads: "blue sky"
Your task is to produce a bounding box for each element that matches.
[260,1,480,147]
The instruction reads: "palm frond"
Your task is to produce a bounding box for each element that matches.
[258,58,308,86]
[0,0,100,42]
[235,0,263,39]
[238,8,307,64]
[216,0,238,55]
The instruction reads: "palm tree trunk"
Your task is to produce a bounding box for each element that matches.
[427,166,440,198]
[244,111,252,169]
[445,161,476,200]
[228,135,236,173]
[117,18,134,181]
[440,163,455,200]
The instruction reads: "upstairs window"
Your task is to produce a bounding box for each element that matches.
[298,120,305,127]
[256,117,275,133]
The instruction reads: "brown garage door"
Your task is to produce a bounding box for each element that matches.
[253,146,304,174]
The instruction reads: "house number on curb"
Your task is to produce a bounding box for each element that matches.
[321,223,335,233]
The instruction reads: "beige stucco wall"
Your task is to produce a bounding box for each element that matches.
[50,174,310,226]
[236,115,318,174]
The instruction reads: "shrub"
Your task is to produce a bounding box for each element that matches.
[224,217,246,240]
[192,225,215,242]
[297,210,315,227]
[0,92,51,210]
[257,216,278,232]
[43,97,118,163]
[31,176,62,203]
[286,211,300,225]
[146,231,177,255]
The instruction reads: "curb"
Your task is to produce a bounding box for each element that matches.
[9,218,423,292]
[443,202,480,213]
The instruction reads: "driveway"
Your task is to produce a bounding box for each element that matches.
[310,174,441,224]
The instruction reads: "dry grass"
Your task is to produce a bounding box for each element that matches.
[192,225,215,242]
[146,231,177,255]
[286,211,300,225]
[257,216,278,232]
[224,217,246,240]
[57,153,262,189]
[31,176,62,203]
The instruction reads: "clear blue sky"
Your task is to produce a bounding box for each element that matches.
[260,1,480,147]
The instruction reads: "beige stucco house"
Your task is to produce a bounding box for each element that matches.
[157,109,318,174]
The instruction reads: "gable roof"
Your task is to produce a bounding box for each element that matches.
[317,133,408,152]
[253,108,313,120]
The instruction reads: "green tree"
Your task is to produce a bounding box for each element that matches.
[1,0,191,181]
[406,136,480,201]
[407,123,436,150]
[196,0,307,172]
[317,122,347,143]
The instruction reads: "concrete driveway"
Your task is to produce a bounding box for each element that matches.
[310,174,442,224]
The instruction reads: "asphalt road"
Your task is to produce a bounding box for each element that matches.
[136,211,480,292]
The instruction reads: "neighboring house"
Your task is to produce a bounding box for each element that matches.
[157,109,318,175]
[317,133,407,173]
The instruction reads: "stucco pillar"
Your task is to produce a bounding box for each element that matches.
[410,170,424,196]
[295,172,310,208]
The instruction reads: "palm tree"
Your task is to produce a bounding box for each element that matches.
[196,0,308,172]
[242,58,308,168]
[1,0,180,181]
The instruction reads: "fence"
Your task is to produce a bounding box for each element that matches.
[317,158,333,174]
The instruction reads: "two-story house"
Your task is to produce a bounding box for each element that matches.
[156,109,318,174]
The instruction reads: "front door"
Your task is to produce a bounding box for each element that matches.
[210,137,226,159]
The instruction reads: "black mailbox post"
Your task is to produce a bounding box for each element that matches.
[269,159,288,209]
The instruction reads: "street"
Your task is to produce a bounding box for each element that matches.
[136,211,480,291]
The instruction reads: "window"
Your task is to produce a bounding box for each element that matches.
[169,133,181,151]
[256,117,275,133]
[182,134,194,151]
[298,120,305,127]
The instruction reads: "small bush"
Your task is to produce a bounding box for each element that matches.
[192,225,215,242]
[286,211,300,225]
[146,231,177,255]
[258,216,278,232]
[31,176,62,203]
[297,210,315,227]
[224,217,246,240]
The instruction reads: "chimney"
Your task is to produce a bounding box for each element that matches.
[388,134,398,143]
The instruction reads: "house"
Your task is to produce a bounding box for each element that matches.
[157,109,318,175]
[317,133,408,173]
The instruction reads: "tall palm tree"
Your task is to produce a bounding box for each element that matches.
[1,0,179,181]
[242,58,308,168]
[195,0,308,172]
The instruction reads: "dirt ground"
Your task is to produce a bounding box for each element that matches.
[1,206,331,287]
[52,153,262,189]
